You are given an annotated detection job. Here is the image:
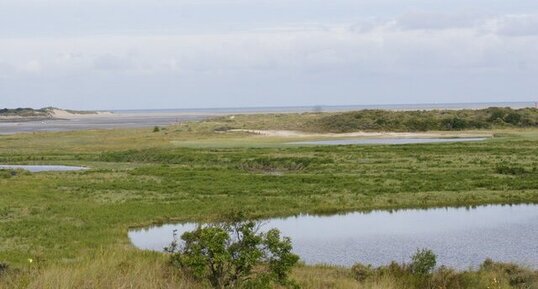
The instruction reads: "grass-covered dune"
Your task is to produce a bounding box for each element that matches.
[207,107,538,133]
[0,107,97,122]
[1,115,538,288]
[0,108,51,119]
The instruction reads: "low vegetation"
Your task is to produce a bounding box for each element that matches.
[206,107,538,133]
[351,256,538,289]
[0,108,50,118]
[1,112,538,288]
[0,169,29,179]
[166,216,299,289]
[0,107,95,121]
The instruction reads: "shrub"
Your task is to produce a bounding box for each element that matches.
[504,113,522,125]
[238,157,313,173]
[0,169,29,179]
[0,262,8,276]
[495,165,528,176]
[166,218,299,289]
[480,259,538,288]
[351,263,374,282]
[410,249,437,275]
[431,266,466,289]
[153,126,160,132]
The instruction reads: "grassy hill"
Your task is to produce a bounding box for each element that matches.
[205,107,538,133]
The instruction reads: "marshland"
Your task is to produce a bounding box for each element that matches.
[2,107,538,288]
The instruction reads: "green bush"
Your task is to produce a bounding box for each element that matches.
[496,165,528,175]
[410,249,437,275]
[350,257,538,289]
[166,217,299,289]
[313,107,538,132]
[0,169,29,179]
[351,263,374,282]
[238,157,313,173]
[480,259,538,288]
[0,262,8,276]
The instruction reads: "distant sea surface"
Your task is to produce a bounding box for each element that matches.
[111,101,537,114]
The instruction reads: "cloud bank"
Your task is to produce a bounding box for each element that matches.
[1,1,537,109]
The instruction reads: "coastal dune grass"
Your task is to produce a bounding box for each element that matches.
[2,250,537,289]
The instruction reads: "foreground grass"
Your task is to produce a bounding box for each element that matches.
[1,122,538,288]
[2,250,537,289]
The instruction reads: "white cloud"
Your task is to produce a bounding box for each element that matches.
[494,14,538,37]
[1,1,538,108]
[396,11,481,30]
[1,18,537,76]
[20,60,43,73]
[0,61,15,78]
[92,54,135,71]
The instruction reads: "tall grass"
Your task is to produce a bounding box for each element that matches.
[0,250,196,289]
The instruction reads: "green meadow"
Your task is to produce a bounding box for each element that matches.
[1,110,538,288]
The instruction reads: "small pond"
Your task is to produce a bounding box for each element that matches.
[129,204,538,269]
[0,165,87,172]
[288,137,487,146]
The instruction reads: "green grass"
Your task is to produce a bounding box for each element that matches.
[1,121,538,288]
[205,107,538,132]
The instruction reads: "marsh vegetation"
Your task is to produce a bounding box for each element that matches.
[1,110,538,288]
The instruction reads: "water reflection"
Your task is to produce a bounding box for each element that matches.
[129,204,538,269]
[288,137,487,146]
[0,165,87,172]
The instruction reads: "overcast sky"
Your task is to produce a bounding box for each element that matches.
[1,0,538,110]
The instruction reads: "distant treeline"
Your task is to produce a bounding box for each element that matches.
[310,107,538,132]
[0,107,95,118]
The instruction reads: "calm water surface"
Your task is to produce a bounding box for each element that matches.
[0,165,87,172]
[289,137,487,146]
[129,205,538,269]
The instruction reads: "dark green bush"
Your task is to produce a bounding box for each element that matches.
[410,249,437,275]
[0,169,29,179]
[313,107,538,132]
[0,262,8,276]
[166,217,299,289]
[351,263,374,282]
[238,157,313,173]
[496,165,528,175]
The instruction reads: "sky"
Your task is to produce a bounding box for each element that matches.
[1,0,538,110]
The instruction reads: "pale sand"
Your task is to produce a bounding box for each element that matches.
[49,109,113,119]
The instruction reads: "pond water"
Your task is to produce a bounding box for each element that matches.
[0,165,87,172]
[129,204,538,269]
[289,137,487,146]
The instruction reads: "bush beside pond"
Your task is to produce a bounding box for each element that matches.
[351,255,538,289]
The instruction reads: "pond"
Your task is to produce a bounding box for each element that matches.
[129,204,538,269]
[288,137,487,146]
[0,165,87,172]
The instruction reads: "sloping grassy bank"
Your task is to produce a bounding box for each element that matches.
[205,107,538,133]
